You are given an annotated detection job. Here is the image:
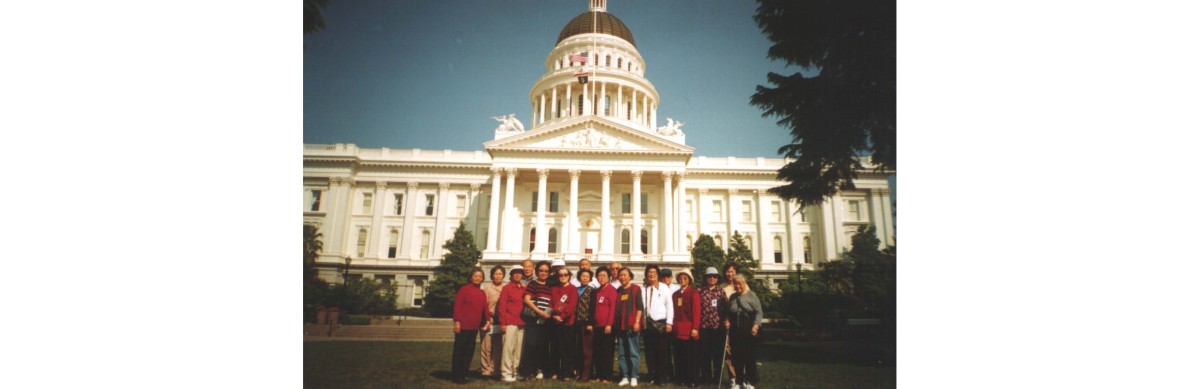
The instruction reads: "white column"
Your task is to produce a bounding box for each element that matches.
[502,168,518,253]
[369,181,387,258]
[600,82,607,116]
[539,93,546,125]
[432,182,450,258]
[468,183,481,242]
[820,199,838,260]
[600,170,612,255]
[617,84,623,120]
[566,83,573,117]
[651,103,657,130]
[552,87,558,120]
[402,182,419,258]
[583,82,590,115]
[630,89,637,122]
[323,177,347,256]
[567,169,580,256]
[727,188,739,240]
[756,190,771,263]
[661,172,673,254]
[697,188,709,246]
[785,199,801,269]
[674,172,686,253]
[880,189,894,245]
[535,168,549,254]
[642,95,648,128]
[339,180,357,257]
[486,169,502,251]
[631,170,642,260]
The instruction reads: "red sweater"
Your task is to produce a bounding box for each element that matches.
[672,286,703,340]
[498,281,526,327]
[592,283,618,327]
[453,283,490,330]
[551,284,579,326]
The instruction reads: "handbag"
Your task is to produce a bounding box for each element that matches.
[644,285,667,334]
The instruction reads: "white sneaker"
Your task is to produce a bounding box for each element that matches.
[536,372,544,379]
[618,378,630,386]
[502,376,515,382]
[631,378,638,387]
[730,380,741,389]
[744,384,756,389]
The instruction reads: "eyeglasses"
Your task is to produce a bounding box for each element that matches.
[558,273,570,277]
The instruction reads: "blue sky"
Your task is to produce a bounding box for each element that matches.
[304,0,796,158]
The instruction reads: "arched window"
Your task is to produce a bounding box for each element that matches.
[420,230,431,259]
[388,229,399,258]
[529,228,537,252]
[715,235,723,249]
[548,228,559,253]
[686,234,694,251]
[603,95,611,116]
[640,229,648,254]
[577,94,584,115]
[773,236,784,263]
[617,58,622,69]
[605,55,611,67]
[357,228,368,257]
[621,229,631,254]
[803,236,812,264]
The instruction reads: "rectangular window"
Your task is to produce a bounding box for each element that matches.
[641,193,648,214]
[425,194,435,216]
[420,229,431,259]
[394,194,404,215]
[803,236,812,264]
[549,192,559,212]
[773,236,783,263]
[713,200,723,221]
[532,191,539,212]
[409,276,428,306]
[456,194,467,217]
[356,228,368,257]
[361,193,373,214]
[772,201,781,222]
[742,200,752,222]
[686,200,694,221]
[309,190,322,211]
[621,193,631,214]
[848,200,862,221]
[387,229,399,258]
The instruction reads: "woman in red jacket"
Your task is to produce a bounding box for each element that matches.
[672,271,703,387]
[549,268,578,380]
[497,265,526,382]
[451,267,491,384]
[591,267,618,382]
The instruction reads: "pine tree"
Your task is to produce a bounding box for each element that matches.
[303,224,323,284]
[422,222,482,317]
[843,224,894,314]
[689,234,725,283]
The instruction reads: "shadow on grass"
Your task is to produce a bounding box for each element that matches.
[758,340,896,367]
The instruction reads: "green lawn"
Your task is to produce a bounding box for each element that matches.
[304,340,894,389]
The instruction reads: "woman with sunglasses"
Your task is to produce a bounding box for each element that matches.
[549,268,578,380]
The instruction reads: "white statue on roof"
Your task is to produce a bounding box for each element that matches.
[492,113,525,133]
[657,117,684,136]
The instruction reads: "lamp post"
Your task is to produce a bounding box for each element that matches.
[330,256,352,337]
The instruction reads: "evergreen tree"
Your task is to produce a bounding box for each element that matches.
[843,224,895,314]
[423,222,482,317]
[689,234,725,283]
[303,224,323,284]
[751,0,896,207]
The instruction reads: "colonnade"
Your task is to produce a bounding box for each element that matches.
[532,80,656,130]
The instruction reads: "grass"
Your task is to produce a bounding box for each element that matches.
[304,340,894,389]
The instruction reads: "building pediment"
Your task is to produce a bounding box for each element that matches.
[483,117,694,156]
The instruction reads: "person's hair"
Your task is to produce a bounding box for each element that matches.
[617,267,633,278]
[469,267,485,280]
[644,263,660,275]
[579,257,591,264]
[677,272,693,286]
[595,267,611,278]
[723,262,738,273]
[523,259,535,266]
[577,269,592,281]
[732,274,750,291]
[490,265,505,277]
[536,261,551,271]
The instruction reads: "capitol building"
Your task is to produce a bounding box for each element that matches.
[304,0,893,308]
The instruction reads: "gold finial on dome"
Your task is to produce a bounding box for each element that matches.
[589,0,607,12]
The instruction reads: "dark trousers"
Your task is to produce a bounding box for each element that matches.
[575,323,595,380]
[519,321,549,377]
[674,338,702,385]
[643,325,673,383]
[593,328,617,380]
[730,326,759,385]
[451,330,479,381]
[555,322,578,378]
[699,328,726,384]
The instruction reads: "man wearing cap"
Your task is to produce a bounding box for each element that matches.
[698,267,729,386]
[661,268,681,295]
[498,265,527,382]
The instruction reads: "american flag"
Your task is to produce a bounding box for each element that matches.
[570,52,589,63]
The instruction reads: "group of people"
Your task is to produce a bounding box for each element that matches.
[452,258,763,388]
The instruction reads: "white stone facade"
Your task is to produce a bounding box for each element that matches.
[303,1,893,308]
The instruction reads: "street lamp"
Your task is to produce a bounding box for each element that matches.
[331,256,352,337]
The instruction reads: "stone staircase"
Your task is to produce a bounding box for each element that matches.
[304,318,455,341]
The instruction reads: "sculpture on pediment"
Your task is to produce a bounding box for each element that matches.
[560,127,622,149]
[492,113,525,133]
[657,117,685,136]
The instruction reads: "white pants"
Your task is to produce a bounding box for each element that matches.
[501,325,525,378]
